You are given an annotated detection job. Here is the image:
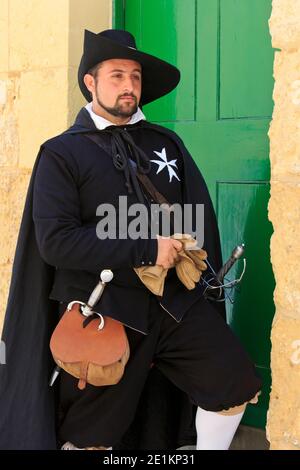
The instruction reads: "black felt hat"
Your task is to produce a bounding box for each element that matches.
[78,29,180,105]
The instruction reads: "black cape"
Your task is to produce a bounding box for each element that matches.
[0,109,224,450]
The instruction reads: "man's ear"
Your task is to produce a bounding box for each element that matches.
[83,74,95,94]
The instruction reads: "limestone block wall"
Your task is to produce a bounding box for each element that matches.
[0,0,111,329]
[267,0,300,450]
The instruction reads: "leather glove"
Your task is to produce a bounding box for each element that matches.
[134,234,207,294]
[172,233,207,290]
[133,264,168,296]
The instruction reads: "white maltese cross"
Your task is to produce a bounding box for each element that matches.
[150,148,180,183]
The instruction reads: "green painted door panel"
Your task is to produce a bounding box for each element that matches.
[217,182,275,367]
[119,0,275,429]
[220,0,274,119]
[125,0,195,122]
[217,182,275,428]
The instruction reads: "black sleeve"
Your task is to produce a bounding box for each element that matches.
[32,148,157,271]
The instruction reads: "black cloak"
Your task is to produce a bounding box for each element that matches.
[0,109,224,450]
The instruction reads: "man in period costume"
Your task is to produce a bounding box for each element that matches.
[0,29,261,450]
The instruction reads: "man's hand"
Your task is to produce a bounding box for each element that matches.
[155,236,182,269]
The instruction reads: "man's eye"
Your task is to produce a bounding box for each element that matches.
[112,74,122,78]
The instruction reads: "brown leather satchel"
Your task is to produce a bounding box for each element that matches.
[50,270,130,390]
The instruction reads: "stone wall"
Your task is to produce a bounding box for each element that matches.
[267,0,300,450]
[0,0,112,329]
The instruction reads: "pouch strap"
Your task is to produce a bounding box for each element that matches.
[78,361,89,390]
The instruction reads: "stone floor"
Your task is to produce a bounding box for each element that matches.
[179,425,269,450]
[229,425,269,450]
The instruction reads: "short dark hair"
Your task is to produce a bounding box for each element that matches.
[87,62,103,79]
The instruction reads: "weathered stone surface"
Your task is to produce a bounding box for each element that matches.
[9,0,68,71]
[0,168,31,265]
[0,73,19,166]
[268,315,300,449]
[268,0,300,450]
[0,266,12,331]
[268,51,300,180]
[68,66,86,124]
[268,183,300,319]
[19,67,68,168]
[269,0,300,51]
[0,0,9,73]
[0,168,31,330]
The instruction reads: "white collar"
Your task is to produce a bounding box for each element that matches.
[85,102,146,130]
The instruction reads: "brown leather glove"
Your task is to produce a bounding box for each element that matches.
[134,234,207,294]
[172,233,207,290]
[133,264,168,296]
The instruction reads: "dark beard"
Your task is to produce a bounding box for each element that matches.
[95,90,138,118]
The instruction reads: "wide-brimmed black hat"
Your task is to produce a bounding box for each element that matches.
[78,29,180,105]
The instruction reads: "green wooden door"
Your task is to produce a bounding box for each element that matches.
[115,0,275,428]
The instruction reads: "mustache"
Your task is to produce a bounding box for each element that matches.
[118,94,137,101]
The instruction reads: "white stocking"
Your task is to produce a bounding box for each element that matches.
[195,406,245,450]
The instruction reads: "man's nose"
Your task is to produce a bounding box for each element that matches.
[123,76,135,93]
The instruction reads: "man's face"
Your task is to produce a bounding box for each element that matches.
[84,58,142,122]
